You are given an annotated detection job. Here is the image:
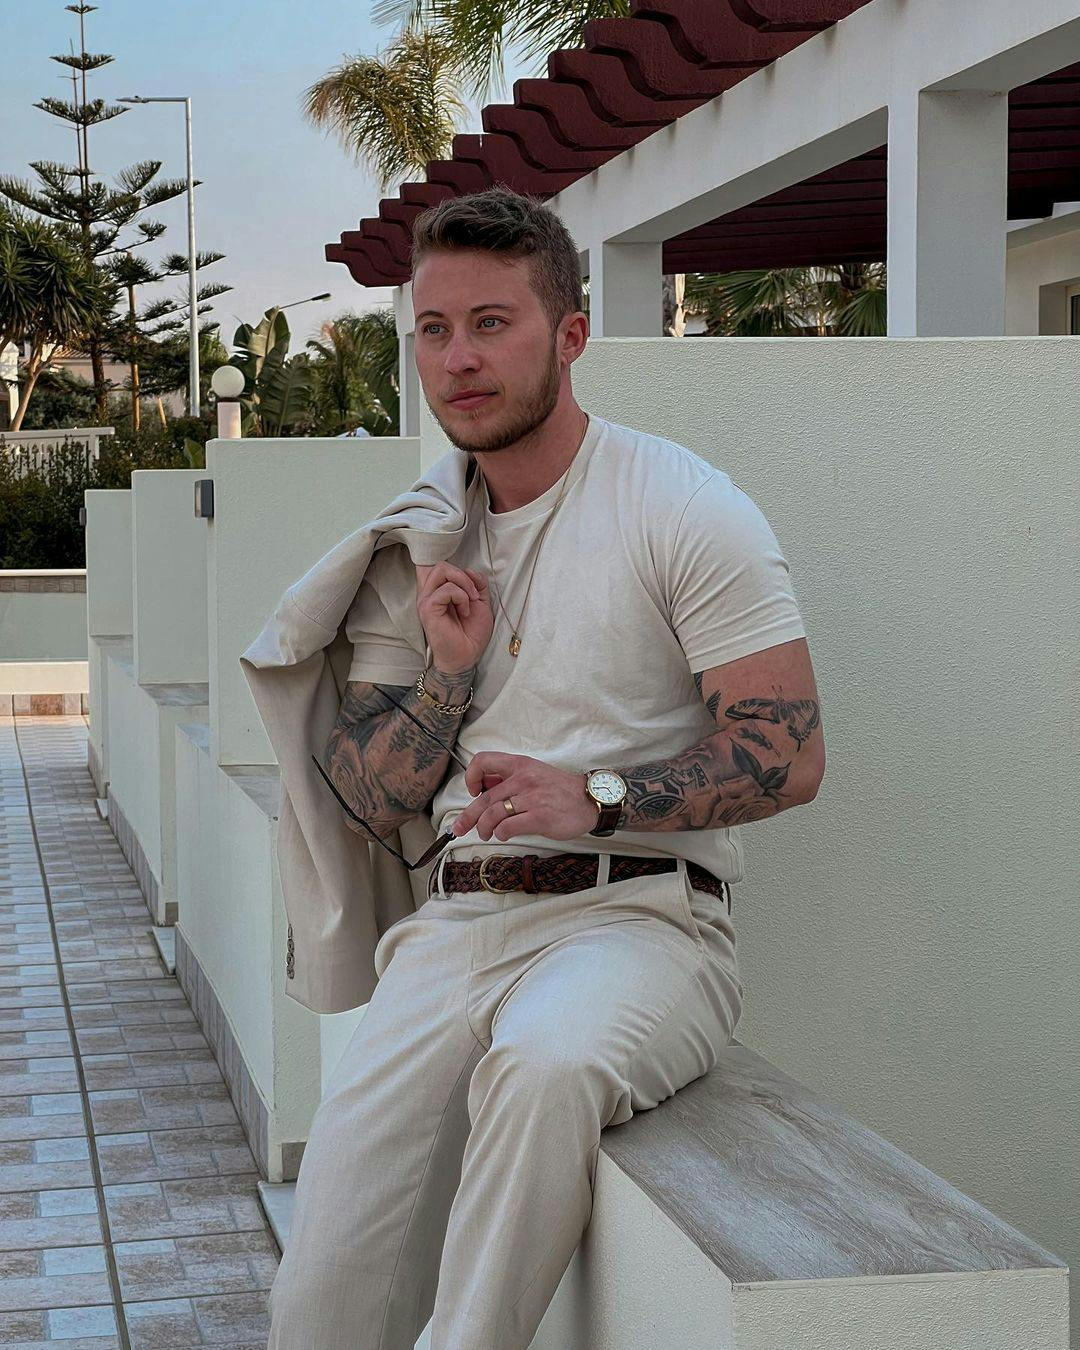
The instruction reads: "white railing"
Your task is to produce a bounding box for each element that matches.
[0,426,115,476]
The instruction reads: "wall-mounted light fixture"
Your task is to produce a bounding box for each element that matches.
[194,479,214,519]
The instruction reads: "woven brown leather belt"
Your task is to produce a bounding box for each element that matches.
[439,852,728,908]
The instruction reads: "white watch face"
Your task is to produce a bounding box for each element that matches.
[589,771,626,805]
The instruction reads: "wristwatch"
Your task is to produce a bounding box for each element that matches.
[584,768,628,837]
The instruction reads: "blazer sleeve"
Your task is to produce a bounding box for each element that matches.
[344,549,428,687]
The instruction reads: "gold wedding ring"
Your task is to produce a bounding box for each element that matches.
[503,799,515,814]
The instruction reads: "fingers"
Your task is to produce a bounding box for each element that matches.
[464,752,510,796]
[455,787,526,839]
[416,560,486,604]
[429,580,472,617]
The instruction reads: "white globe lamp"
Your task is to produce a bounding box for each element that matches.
[211,365,246,438]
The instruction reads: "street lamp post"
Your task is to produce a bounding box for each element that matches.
[279,294,332,311]
[119,95,200,418]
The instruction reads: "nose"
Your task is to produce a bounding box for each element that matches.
[442,333,482,375]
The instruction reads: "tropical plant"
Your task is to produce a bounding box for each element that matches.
[303,28,467,194]
[0,209,108,429]
[373,0,630,102]
[305,309,400,436]
[683,263,887,337]
[225,307,314,437]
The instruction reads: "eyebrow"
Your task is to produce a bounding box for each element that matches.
[415,302,518,321]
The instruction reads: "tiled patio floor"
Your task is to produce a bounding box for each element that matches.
[0,714,278,1347]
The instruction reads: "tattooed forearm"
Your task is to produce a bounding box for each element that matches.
[612,677,823,831]
[325,664,475,838]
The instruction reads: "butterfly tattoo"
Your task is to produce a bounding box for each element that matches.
[725,684,820,751]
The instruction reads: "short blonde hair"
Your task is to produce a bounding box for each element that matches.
[410,185,584,333]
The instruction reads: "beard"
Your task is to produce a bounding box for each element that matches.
[426,333,562,456]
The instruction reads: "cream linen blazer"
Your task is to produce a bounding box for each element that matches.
[239,447,478,1013]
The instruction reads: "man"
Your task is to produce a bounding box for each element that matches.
[267,185,825,1349]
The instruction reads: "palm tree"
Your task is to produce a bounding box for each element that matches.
[303,29,467,194]
[683,264,886,337]
[0,210,106,430]
[306,309,400,436]
[372,0,631,103]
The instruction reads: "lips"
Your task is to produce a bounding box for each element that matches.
[447,391,496,407]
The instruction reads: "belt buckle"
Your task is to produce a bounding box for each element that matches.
[478,854,518,894]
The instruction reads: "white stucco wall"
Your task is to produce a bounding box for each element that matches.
[175,724,322,1178]
[84,491,132,640]
[420,335,1078,1290]
[105,645,162,881]
[205,438,423,767]
[0,576,87,666]
[131,470,209,685]
[1006,212,1080,335]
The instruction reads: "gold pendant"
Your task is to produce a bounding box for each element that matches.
[509,633,521,657]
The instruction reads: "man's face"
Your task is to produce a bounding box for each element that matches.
[412,249,582,454]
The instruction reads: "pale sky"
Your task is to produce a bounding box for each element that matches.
[3,0,537,350]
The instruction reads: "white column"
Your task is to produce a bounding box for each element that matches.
[887,89,1009,336]
[395,330,420,436]
[587,241,664,336]
[394,283,420,436]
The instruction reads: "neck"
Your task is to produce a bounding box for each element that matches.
[473,399,589,514]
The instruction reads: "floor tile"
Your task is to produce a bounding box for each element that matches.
[74,1026,206,1057]
[0,1244,111,1310]
[0,1063,80,1098]
[57,962,166,987]
[88,1087,239,1135]
[123,1290,268,1346]
[0,1013,68,1037]
[70,1004,196,1032]
[96,1127,255,1186]
[81,1051,221,1093]
[0,1034,73,1063]
[114,1231,277,1302]
[0,1188,102,1251]
[0,1137,94,1193]
[0,1096,86,1145]
[65,982,187,1008]
[0,1302,118,1344]
[2,720,279,1344]
[104,1177,266,1243]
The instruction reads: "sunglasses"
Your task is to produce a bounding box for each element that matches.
[310,682,476,871]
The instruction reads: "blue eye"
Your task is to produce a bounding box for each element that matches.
[421,317,502,335]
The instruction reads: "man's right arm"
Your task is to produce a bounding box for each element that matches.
[324,664,476,839]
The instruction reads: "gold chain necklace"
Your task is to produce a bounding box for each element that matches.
[479,415,586,658]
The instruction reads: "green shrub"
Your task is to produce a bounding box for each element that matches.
[0,426,207,568]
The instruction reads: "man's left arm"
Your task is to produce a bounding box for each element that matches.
[612,635,825,831]
[451,636,824,841]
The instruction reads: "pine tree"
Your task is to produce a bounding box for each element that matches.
[0,3,229,424]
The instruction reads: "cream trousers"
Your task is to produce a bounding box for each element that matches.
[267,851,743,1350]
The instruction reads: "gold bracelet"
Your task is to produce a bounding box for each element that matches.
[415,667,474,715]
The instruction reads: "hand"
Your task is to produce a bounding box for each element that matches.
[451,752,599,842]
[415,561,493,675]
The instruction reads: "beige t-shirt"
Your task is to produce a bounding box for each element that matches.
[344,411,807,882]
